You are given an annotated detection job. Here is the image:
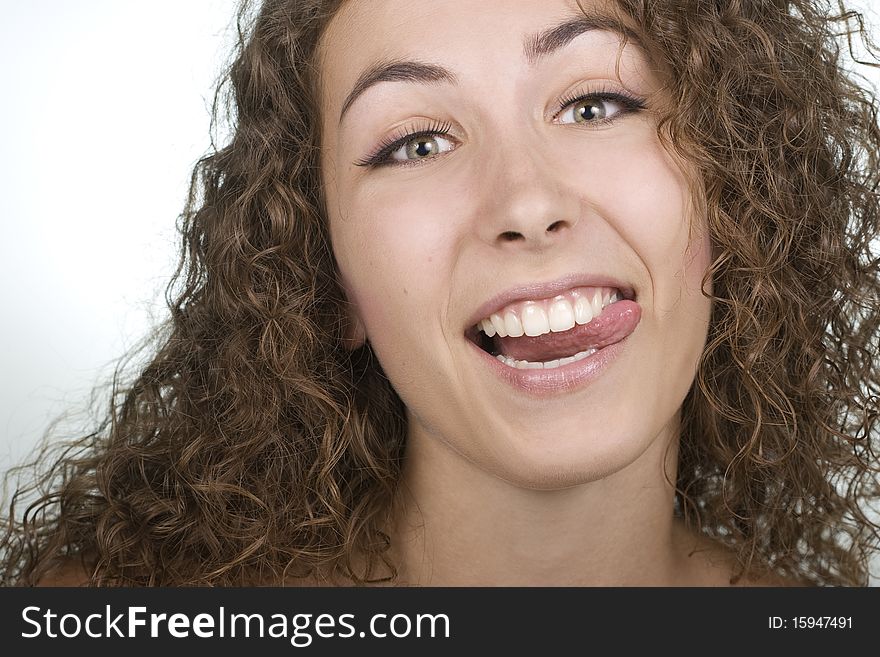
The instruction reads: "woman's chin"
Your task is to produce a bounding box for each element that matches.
[477,430,654,491]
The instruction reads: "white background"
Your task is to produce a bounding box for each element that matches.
[1,1,878,582]
[1,0,239,470]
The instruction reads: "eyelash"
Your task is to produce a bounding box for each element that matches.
[557,87,647,122]
[354,119,455,169]
[353,86,648,169]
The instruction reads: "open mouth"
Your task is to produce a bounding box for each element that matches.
[465,286,637,369]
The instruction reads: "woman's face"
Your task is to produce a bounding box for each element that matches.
[318,0,713,488]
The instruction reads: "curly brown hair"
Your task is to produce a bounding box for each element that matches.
[2,0,878,586]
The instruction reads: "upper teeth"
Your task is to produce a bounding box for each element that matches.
[478,286,621,338]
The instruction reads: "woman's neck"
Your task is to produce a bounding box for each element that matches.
[389,419,733,586]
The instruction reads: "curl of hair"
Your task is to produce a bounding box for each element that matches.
[2,0,879,586]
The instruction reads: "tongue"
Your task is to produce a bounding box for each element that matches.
[496,300,641,362]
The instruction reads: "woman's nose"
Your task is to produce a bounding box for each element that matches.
[475,139,581,251]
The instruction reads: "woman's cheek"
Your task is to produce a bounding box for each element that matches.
[335,200,445,338]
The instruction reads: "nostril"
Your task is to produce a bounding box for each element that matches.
[500,231,522,241]
[546,220,566,233]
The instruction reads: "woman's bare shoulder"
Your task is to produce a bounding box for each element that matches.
[737,568,809,587]
[36,560,340,587]
[34,557,94,587]
[673,522,809,587]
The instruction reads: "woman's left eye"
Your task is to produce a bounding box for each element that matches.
[556,93,641,125]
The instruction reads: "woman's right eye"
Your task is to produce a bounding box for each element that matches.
[354,121,458,168]
[386,134,456,164]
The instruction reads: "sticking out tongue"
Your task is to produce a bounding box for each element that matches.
[496,300,641,362]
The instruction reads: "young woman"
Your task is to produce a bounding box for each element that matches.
[3,0,879,586]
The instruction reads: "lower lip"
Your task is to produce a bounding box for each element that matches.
[468,338,631,396]
[467,312,638,397]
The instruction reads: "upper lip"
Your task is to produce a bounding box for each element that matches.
[464,272,637,331]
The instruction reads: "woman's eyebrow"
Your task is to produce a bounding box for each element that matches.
[524,13,640,65]
[337,14,640,126]
[338,61,456,125]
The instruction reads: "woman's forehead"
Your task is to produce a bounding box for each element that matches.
[317,0,656,128]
